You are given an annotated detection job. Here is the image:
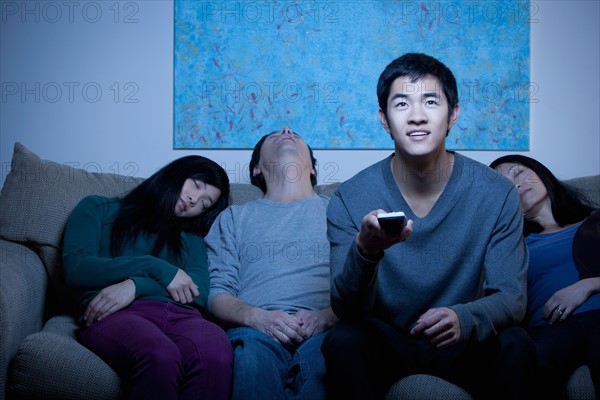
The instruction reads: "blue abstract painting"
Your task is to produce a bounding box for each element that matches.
[174,1,532,149]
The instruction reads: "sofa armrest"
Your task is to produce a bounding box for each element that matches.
[0,239,47,398]
[567,365,596,400]
[385,374,473,400]
[9,326,123,400]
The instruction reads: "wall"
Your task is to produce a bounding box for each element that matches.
[1,0,599,187]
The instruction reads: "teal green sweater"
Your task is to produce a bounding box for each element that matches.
[63,195,209,317]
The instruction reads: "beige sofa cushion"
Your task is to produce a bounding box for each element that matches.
[0,142,142,248]
[564,175,600,209]
[228,181,340,205]
[0,143,143,312]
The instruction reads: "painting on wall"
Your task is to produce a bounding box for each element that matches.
[174,1,532,150]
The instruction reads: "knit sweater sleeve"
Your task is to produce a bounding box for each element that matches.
[454,184,529,341]
[179,232,210,309]
[206,206,241,311]
[327,187,381,320]
[127,234,209,308]
[63,195,179,290]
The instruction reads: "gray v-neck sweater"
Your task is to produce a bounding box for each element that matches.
[327,152,528,342]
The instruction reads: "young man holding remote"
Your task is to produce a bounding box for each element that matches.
[321,53,534,399]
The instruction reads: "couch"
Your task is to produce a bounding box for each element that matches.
[1,142,598,400]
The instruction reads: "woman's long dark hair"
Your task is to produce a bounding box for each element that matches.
[110,155,230,258]
[490,155,593,235]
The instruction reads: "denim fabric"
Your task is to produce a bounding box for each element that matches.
[227,327,328,400]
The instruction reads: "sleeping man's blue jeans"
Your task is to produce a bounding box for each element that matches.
[227,327,328,400]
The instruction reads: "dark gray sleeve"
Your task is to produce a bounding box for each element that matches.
[454,185,528,342]
[327,189,380,320]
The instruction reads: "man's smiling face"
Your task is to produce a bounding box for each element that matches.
[379,74,459,159]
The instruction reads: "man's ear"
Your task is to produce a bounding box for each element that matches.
[252,166,261,178]
[378,109,391,133]
[448,104,460,130]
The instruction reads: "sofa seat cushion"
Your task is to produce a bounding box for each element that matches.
[9,315,123,400]
[567,365,596,400]
[385,374,473,400]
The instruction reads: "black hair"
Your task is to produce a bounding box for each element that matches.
[377,53,459,131]
[249,131,317,193]
[110,155,230,258]
[490,155,593,235]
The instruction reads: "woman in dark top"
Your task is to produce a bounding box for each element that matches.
[491,155,599,399]
[63,155,233,400]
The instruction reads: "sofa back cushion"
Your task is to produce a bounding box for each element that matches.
[0,143,143,313]
[564,175,600,209]
[0,143,143,248]
[228,181,340,205]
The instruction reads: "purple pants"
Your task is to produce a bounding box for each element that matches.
[79,300,233,400]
